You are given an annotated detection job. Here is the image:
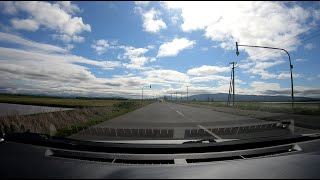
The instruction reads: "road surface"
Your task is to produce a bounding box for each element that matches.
[70,102,315,141]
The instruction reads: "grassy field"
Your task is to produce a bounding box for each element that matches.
[0,94,153,137]
[182,101,320,115]
[0,94,138,107]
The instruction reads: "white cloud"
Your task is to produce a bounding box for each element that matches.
[189,75,229,83]
[0,32,67,53]
[91,39,111,55]
[3,1,91,43]
[243,59,291,80]
[0,43,129,98]
[246,67,300,80]
[0,2,18,15]
[57,1,81,14]
[304,43,315,50]
[52,34,85,43]
[120,46,155,69]
[250,81,281,92]
[163,1,320,60]
[141,8,167,33]
[254,60,285,69]
[277,72,300,79]
[66,44,74,50]
[171,15,179,25]
[157,38,195,57]
[142,69,189,83]
[11,19,39,31]
[187,65,230,76]
[238,59,255,69]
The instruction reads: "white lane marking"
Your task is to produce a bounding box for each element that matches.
[197,125,222,140]
[176,110,185,117]
[169,105,222,140]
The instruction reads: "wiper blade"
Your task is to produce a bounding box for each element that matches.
[182,139,216,144]
[182,138,238,144]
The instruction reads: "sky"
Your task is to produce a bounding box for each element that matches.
[0,1,320,99]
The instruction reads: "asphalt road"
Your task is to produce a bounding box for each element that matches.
[70,102,309,141]
[95,102,263,127]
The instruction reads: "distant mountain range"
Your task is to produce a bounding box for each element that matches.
[164,93,319,102]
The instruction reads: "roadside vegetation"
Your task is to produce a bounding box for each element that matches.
[0,94,153,137]
[0,94,127,108]
[179,101,320,115]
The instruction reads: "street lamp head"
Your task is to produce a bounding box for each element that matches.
[150,84,152,88]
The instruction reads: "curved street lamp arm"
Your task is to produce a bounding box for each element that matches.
[237,43,294,108]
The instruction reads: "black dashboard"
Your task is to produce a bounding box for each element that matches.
[1,134,320,179]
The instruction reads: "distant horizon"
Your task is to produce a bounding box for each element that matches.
[1,92,319,101]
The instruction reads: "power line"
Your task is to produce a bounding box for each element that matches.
[251,31,320,61]
[247,24,320,59]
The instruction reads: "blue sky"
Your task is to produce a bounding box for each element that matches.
[0,1,320,98]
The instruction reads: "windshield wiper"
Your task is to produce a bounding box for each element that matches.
[182,138,239,144]
[182,139,217,144]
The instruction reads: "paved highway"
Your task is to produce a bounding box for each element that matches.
[70,102,300,141]
[95,102,263,127]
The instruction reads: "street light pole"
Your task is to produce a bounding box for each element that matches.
[236,42,294,108]
[142,85,151,102]
[186,86,189,102]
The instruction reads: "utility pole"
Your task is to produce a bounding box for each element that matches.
[186,86,189,102]
[227,62,236,107]
[232,62,236,107]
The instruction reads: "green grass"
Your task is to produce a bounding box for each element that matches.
[0,94,142,108]
[182,101,320,115]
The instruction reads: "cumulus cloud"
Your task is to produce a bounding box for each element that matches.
[11,19,39,31]
[0,1,18,15]
[163,1,320,60]
[118,46,156,69]
[91,39,111,55]
[1,1,91,43]
[141,8,167,33]
[142,69,189,83]
[187,65,230,76]
[157,38,195,57]
[135,6,167,33]
[52,34,85,43]
[57,1,81,14]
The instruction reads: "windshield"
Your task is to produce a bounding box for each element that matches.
[0,1,320,144]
